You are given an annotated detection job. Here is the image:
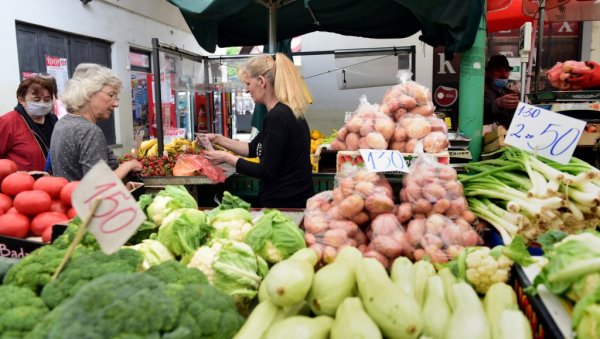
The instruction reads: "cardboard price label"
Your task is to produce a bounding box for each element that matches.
[359,149,409,173]
[505,102,586,165]
[71,161,146,254]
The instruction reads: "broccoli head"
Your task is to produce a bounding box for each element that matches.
[163,283,244,339]
[0,285,48,338]
[28,273,179,338]
[28,272,244,339]
[40,248,144,309]
[3,245,91,295]
[146,260,208,286]
[51,219,99,250]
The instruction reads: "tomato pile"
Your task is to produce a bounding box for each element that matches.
[0,159,78,243]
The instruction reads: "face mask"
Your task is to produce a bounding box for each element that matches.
[493,79,509,88]
[26,101,53,117]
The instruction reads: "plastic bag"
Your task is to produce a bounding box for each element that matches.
[363,213,410,269]
[173,154,226,183]
[391,113,448,153]
[399,155,472,220]
[380,70,435,121]
[330,95,395,151]
[303,191,368,264]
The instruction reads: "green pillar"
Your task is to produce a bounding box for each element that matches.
[458,9,487,161]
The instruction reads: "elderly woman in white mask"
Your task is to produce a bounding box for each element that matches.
[0,76,58,171]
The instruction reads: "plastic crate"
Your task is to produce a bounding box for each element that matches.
[223,174,260,199]
[312,174,334,193]
[511,264,572,339]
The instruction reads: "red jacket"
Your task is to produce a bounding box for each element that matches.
[0,110,46,171]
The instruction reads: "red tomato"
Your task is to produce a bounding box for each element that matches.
[42,224,54,243]
[60,181,80,207]
[13,190,52,215]
[33,176,69,200]
[30,211,69,236]
[0,213,30,238]
[49,200,69,214]
[67,207,77,219]
[6,207,18,214]
[0,193,12,212]
[0,208,4,216]
[0,159,18,185]
[1,172,35,197]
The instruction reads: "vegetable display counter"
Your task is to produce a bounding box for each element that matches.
[142,163,236,206]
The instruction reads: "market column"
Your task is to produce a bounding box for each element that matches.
[458,3,486,161]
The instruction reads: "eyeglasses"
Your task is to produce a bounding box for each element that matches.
[99,90,120,101]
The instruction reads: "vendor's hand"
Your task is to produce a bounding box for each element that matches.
[204,150,236,166]
[567,61,600,89]
[497,93,519,110]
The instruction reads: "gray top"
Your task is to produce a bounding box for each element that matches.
[50,114,119,181]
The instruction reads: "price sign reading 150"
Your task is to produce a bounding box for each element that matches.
[504,102,586,165]
[359,149,410,173]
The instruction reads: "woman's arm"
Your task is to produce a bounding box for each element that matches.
[114,159,142,179]
[210,134,250,157]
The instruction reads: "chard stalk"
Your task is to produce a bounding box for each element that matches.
[548,257,600,283]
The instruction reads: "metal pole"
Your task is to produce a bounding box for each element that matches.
[152,38,164,156]
[268,4,276,53]
[534,0,545,92]
[458,3,486,161]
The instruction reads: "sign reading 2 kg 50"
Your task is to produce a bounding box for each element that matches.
[504,103,586,165]
[71,161,145,254]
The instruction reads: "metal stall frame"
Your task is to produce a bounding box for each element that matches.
[151,38,416,155]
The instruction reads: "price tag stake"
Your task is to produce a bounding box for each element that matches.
[359,149,409,173]
[71,161,146,255]
[505,102,586,164]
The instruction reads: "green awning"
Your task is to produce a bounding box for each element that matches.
[168,0,483,55]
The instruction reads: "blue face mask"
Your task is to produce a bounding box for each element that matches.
[493,79,509,88]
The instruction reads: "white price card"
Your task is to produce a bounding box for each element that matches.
[71,161,146,254]
[359,149,410,173]
[505,102,586,165]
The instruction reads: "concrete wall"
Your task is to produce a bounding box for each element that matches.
[0,0,204,154]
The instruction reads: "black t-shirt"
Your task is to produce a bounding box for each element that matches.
[236,103,314,208]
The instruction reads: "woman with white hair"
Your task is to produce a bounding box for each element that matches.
[50,64,141,181]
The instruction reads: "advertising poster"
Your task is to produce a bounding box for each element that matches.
[130,72,149,137]
[45,55,69,95]
[432,47,460,130]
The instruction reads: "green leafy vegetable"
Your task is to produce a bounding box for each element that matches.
[156,208,213,257]
[244,209,306,263]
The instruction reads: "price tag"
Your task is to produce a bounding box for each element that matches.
[505,102,586,164]
[71,161,146,254]
[359,149,409,173]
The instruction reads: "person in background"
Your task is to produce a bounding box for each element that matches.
[483,54,520,128]
[50,64,142,181]
[0,76,58,171]
[201,53,314,208]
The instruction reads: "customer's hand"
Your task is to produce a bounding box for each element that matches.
[126,159,143,173]
[497,93,519,110]
[204,150,236,166]
[568,61,600,89]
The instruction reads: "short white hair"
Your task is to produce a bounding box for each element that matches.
[60,64,122,113]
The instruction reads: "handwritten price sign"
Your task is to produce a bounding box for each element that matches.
[359,149,409,173]
[71,161,146,254]
[505,103,586,164]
